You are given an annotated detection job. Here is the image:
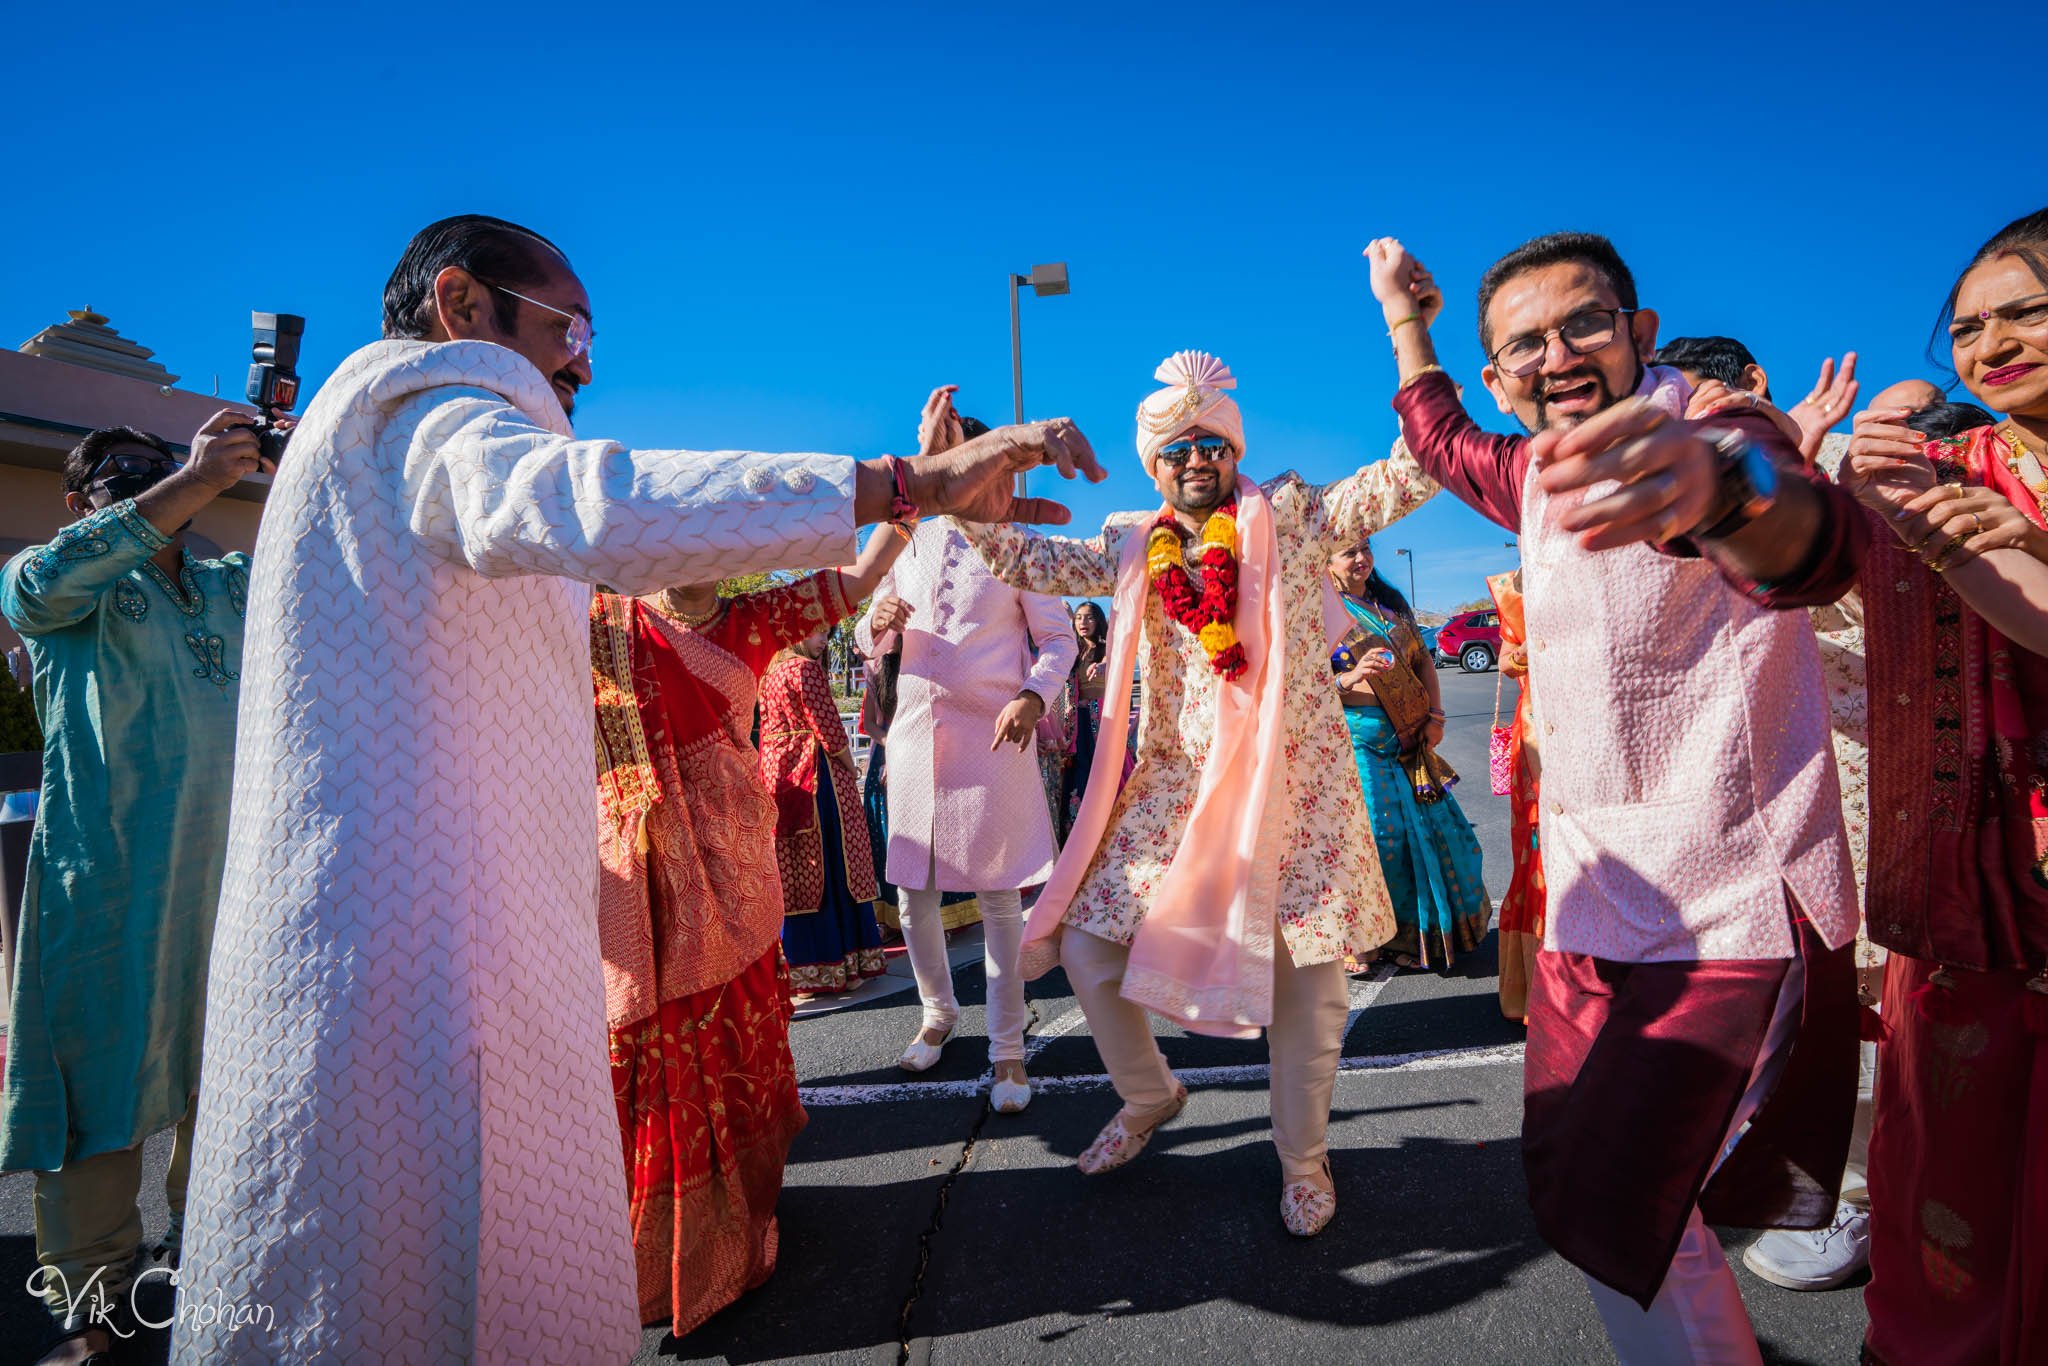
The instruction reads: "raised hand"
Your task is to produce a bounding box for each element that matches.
[906,418,1106,526]
[1838,405,1936,520]
[1685,380,1806,451]
[1785,354,1860,461]
[917,385,964,456]
[188,408,269,490]
[1364,238,1427,322]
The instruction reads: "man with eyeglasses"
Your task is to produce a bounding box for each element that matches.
[1366,233,1868,1362]
[2,414,267,1363]
[172,213,1105,1365]
[959,350,1435,1238]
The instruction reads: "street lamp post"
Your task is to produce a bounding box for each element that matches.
[1009,262,1070,493]
[1394,548,1416,606]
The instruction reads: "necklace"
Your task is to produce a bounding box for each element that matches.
[658,591,725,629]
[1998,423,2048,501]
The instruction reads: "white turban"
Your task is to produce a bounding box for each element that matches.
[1135,350,1245,474]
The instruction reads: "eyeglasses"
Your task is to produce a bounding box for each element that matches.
[1156,435,1236,469]
[86,449,182,487]
[1489,307,1637,379]
[1950,293,2048,348]
[481,281,595,360]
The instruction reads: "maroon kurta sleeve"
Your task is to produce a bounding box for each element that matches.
[1391,369,1531,532]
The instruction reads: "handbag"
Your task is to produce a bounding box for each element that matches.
[1488,662,1514,796]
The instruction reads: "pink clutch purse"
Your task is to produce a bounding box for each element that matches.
[1488,666,1514,796]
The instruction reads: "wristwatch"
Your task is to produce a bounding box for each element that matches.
[1690,426,1779,542]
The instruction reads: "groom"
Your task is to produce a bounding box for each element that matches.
[960,351,1435,1236]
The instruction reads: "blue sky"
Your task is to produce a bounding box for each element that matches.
[4,1,2036,611]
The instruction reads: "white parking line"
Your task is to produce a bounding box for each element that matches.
[797,1039,1524,1108]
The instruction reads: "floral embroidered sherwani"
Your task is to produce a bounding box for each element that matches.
[962,443,1435,967]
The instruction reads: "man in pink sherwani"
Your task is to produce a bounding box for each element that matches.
[1367,233,1868,1364]
[855,391,1077,1113]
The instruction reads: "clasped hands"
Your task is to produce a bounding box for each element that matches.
[1839,407,2046,570]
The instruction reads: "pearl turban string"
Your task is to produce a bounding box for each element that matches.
[1136,350,1245,474]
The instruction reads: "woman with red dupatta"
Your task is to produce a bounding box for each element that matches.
[591,529,905,1339]
[1487,568,1545,1023]
[1840,207,2048,1366]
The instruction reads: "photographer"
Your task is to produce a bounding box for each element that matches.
[1,412,263,1363]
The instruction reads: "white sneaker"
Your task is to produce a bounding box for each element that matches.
[1741,1202,1871,1290]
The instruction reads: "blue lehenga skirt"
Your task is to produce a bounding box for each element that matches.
[782,754,887,994]
[1344,706,1491,969]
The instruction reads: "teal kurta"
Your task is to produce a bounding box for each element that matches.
[1,499,246,1172]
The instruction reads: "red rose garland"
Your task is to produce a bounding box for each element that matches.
[1145,495,1247,680]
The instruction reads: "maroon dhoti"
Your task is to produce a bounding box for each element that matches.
[1522,910,1857,1307]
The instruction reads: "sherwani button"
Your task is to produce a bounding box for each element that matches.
[743,468,774,494]
[1549,800,1562,815]
[783,469,816,494]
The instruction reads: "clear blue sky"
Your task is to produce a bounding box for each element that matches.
[5,1,2036,611]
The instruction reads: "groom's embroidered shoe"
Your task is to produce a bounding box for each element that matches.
[1077,1082,1188,1175]
[1280,1165,1337,1237]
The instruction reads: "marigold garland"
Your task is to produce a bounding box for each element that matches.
[1147,496,1247,680]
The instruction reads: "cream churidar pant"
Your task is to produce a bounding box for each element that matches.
[1060,927,1347,1180]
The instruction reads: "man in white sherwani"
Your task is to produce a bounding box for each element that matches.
[856,390,1076,1111]
[172,215,1101,1365]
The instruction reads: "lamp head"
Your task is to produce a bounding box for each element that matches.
[1028,262,1070,297]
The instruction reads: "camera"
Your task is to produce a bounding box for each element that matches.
[244,311,305,467]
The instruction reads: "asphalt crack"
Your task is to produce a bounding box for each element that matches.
[893,1001,1043,1364]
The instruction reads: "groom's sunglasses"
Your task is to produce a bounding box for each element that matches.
[1157,436,1235,469]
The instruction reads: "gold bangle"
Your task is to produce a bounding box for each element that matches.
[1387,313,1421,336]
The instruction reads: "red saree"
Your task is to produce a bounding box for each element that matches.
[1859,426,2048,1365]
[591,572,850,1335]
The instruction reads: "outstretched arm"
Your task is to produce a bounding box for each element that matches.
[1311,438,1439,550]
[957,516,1136,599]
[835,526,911,605]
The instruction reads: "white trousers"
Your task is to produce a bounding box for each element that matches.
[1582,949,1806,1365]
[898,885,1027,1064]
[1060,928,1349,1181]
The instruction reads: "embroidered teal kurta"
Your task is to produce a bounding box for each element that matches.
[1,500,247,1172]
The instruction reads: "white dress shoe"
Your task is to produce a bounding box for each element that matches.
[990,1073,1033,1113]
[897,1021,956,1073]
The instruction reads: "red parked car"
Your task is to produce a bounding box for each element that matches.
[1435,608,1502,672]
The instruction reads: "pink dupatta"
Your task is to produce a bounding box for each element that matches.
[1017,475,1293,1039]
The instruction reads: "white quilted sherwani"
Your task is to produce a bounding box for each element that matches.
[175,340,855,1364]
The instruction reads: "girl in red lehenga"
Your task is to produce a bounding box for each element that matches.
[1840,207,2048,1366]
[1487,569,1545,1023]
[590,529,906,1339]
